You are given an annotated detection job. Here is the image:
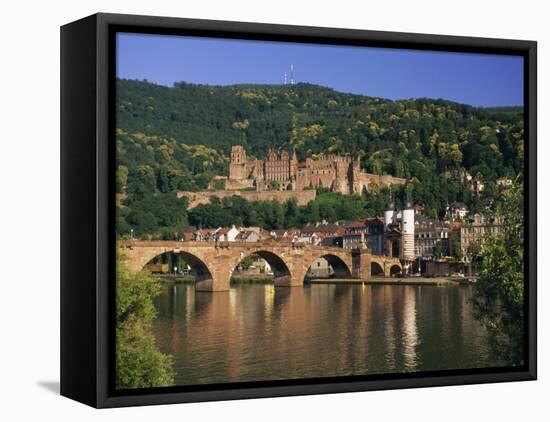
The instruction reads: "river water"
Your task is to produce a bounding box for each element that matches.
[152,283,499,386]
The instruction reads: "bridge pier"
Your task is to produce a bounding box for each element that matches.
[351,249,371,279]
[196,258,233,291]
[279,253,309,287]
[273,274,303,287]
[195,279,230,292]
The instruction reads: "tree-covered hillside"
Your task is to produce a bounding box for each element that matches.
[115,78,524,237]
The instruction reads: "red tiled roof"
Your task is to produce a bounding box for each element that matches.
[301,223,341,233]
[346,220,368,229]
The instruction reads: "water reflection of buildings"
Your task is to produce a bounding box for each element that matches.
[152,283,491,386]
[401,287,419,370]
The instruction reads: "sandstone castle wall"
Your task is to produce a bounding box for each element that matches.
[178,189,317,209]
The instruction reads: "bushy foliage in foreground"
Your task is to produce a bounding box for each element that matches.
[472,181,524,365]
[116,256,175,389]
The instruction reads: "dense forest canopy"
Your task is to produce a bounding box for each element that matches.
[115,78,524,237]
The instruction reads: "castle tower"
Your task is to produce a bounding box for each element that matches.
[334,159,349,194]
[231,145,246,164]
[383,197,398,257]
[401,200,416,269]
[229,145,247,180]
[383,198,396,231]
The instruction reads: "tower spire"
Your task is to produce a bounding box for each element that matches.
[290,64,295,85]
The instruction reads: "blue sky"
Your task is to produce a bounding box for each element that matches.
[117,32,524,107]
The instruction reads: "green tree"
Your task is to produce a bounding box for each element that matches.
[466,240,483,265]
[284,198,300,228]
[471,181,524,365]
[269,180,280,191]
[433,242,442,260]
[451,240,463,261]
[213,179,225,190]
[240,256,254,269]
[232,119,250,144]
[116,165,129,193]
[116,255,175,389]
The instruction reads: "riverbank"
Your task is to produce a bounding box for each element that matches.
[158,274,472,286]
[157,274,275,284]
[307,277,460,286]
[157,274,195,283]
[231,275,274,284]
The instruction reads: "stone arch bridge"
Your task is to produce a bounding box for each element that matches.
[118,240,402,291]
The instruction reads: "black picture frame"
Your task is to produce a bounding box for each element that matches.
[61,12,537,408]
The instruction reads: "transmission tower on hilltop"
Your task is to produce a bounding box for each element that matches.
[284,65,296,85]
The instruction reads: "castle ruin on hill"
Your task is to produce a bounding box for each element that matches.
[226,145,406,195]
[178,145,407,209]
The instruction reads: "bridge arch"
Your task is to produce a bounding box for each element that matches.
[389,264,402,276]
[230,250,292,286]
[144,250,215,290]
[371,261,384,276]
[305,253,353,280]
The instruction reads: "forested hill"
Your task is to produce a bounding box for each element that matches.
[115,78,524,235]
[117,78,523,178]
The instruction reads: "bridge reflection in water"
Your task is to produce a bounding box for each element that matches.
[152,283,497,386]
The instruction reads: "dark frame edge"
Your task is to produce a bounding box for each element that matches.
[60,14,99,407]
[95,12,536,50]
[96,12,113,410]
[526,42,537,381]
[99,369,536,408]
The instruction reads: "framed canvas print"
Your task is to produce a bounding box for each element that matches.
[60,13,537,408]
